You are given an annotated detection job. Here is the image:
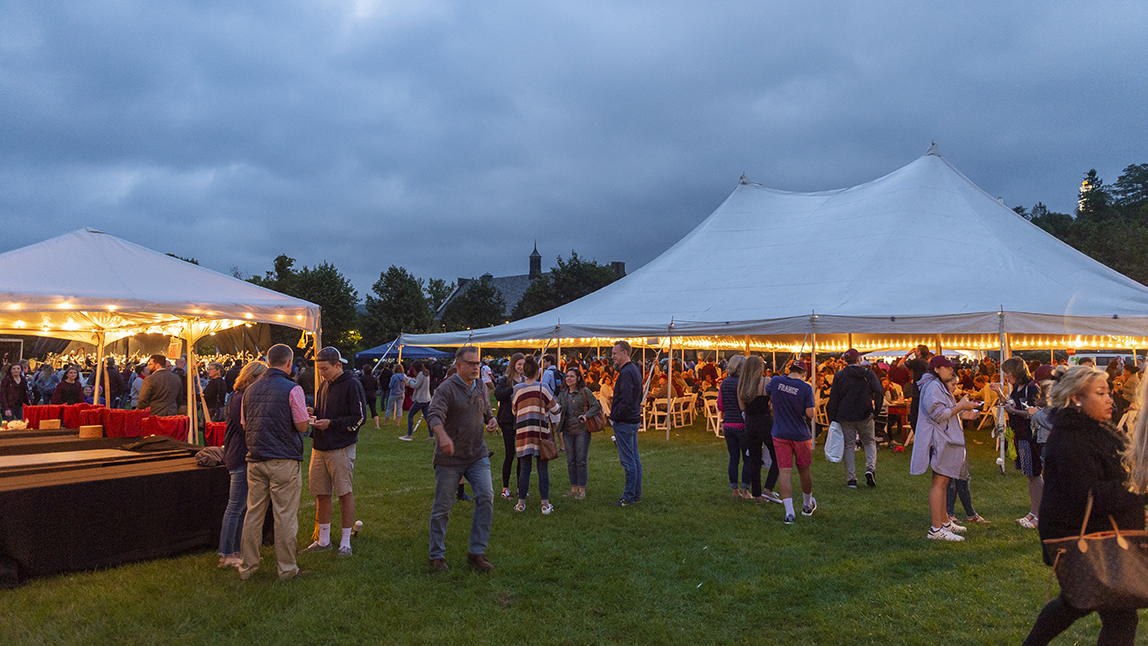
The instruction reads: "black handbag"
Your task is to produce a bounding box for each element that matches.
[1042,491,1148,611]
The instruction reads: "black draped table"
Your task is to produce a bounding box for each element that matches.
[0,430,229,588]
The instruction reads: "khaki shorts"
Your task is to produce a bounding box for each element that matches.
[309,444,356,497]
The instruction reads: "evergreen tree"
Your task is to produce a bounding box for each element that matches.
[441,278,507,331]
[361,266,431,348]
[512,251,621,320]
[425,278,454,312]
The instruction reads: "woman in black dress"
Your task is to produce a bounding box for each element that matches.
[738,355,781,504]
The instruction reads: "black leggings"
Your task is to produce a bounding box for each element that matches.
[364,393,377,418]
[746,426,779,497]
[1023,594,1137,645]
[500,423,520,490]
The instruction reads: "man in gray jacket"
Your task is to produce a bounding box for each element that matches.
[136,354,183,416]
[826,348,884,488]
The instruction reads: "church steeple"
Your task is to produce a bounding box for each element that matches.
[529,241,542,278]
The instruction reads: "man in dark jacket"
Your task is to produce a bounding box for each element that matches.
[239,344,311,581]
[301,347,366,558]
[610,340,643,506]
[826,348,884,488]
[137,354,183,416]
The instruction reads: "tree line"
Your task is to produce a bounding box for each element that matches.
[1015,163,1148,284]
[239,251,621,359]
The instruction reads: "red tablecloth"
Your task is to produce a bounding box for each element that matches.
[101,408,152,438]
[79,407,106,427]
[205,422,226,447]
[144,415,190,442]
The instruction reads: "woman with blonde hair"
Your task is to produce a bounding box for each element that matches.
[1023,365,1148,645]
[720,354,749,498]
[217,360,268,568]
[738,355,781,503]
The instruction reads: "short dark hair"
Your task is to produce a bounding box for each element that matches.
[456,346,479,360]
[149,354,167,368]
[267,344,294,368]
[543,353,557,367]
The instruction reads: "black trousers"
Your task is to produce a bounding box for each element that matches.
[746,423,778,497]
[1022,595,1138,646]
[500,423,520,490]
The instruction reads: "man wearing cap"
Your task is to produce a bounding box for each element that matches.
[301,347,367,558]
[767,360,817,524]
[827,349,884,488]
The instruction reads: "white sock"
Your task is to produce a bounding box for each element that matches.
[783,498,794,516]
[802,492,813,506]
[319,523,331,545]
[930,526,942,533]
[340,527,352,549]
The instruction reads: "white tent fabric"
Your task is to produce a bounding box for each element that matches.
[405,147,1148,347]
[0,228,319,343]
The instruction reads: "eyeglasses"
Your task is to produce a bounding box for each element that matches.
[458,359,481,367]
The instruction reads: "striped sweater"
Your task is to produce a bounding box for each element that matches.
[512,381,560,458]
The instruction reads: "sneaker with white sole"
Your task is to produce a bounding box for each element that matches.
[760,491,783,504]
[944,521,967,534]
[802,498,817,516]
[301,541,334,554]
[865,471,876,487]
[927,527,965,542]
[337,545,352,558]
[541,503,554,515]
[398,435,413,442]
[783,513,796,525]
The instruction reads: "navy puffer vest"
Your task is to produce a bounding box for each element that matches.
[244,368,303,462]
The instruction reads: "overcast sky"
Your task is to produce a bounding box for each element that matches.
[2,1,1145,299]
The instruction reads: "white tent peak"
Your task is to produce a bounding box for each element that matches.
[925,142,941,156]
[403,150,1148,346]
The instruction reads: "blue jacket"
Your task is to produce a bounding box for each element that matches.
[610,361,643,425]
[243,368,303,462]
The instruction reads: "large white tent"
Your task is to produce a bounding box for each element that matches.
[0,228,321,441]
[404,146,1148,353]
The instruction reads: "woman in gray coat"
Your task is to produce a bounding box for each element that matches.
[909,355,980,541]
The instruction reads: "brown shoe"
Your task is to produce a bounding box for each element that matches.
[466,552,493,572]
[429,558,449,572]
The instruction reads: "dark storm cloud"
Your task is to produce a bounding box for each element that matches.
[2,0,1145,297]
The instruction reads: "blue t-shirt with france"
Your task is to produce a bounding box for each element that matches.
[767,374,815,441]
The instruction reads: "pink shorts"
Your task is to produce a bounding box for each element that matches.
[774,438,813,469]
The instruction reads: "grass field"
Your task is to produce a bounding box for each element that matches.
[2,418,1140,645]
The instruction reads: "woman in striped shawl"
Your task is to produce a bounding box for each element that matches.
[513,356,561,515]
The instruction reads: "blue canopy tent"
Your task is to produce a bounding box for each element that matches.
[356,339,452,362]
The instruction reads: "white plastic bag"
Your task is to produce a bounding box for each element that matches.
[825,421,844,463]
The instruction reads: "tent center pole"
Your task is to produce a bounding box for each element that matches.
[811,332,817,447]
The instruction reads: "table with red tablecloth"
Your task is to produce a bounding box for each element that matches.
[205,422,226,447]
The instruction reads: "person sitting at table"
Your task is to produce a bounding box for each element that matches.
[52,366,85,405]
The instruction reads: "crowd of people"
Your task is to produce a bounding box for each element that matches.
[5,339,1147,643]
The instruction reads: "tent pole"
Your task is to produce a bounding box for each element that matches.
[667,335,673,441]
[185,330,197,444]
[1050,348,1054,364]
[314,314,322,409]
[997,311,1008,474]
[94,333,105,408]
[811,331,818,448]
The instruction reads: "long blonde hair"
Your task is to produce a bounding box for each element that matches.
[737,356,764,410]
[1126,372,1148,493]
[234,360,268,392]
[1047,365,1107,409]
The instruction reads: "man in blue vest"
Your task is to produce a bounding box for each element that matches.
[238,343,312,581]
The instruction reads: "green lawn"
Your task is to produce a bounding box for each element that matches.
[2,419,1139,645]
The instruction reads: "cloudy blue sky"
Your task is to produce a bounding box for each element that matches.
[2,1,1145,298]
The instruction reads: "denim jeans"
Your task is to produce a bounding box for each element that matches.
[429,457,494,560]
[724,427,749,488]
[408,401,431,436]
[613,421,642,501]
[218,465,248,555]
[563,431,591,488]
[518,455,550,500]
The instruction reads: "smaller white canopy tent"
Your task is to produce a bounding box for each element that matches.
[0,228,321,441]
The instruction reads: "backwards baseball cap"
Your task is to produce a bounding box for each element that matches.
[789,360,808,373]
[316,346,347,364]
[1033,364,1056,382]
[928,355,953,369]
[842,348,860,363]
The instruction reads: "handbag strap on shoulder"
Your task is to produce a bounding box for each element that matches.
[1080,490,1094,539]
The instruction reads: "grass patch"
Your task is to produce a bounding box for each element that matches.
[1,421,1134,645]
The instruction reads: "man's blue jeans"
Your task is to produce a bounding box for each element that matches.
[613,422,642,501]
[429,457,494,560]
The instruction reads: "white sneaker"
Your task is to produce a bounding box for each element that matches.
[927,527,965,542]
[945,521,967,534]
[541,503,554,515]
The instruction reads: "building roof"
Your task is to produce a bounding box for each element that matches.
[435,272,549,320]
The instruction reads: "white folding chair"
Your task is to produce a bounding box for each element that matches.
[704,397,723,437]
[645,398,668,431]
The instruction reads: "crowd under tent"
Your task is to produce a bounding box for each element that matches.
[402,146,1148,440]
[0,228,321,442]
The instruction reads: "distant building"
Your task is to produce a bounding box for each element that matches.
[434,243,625,320]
